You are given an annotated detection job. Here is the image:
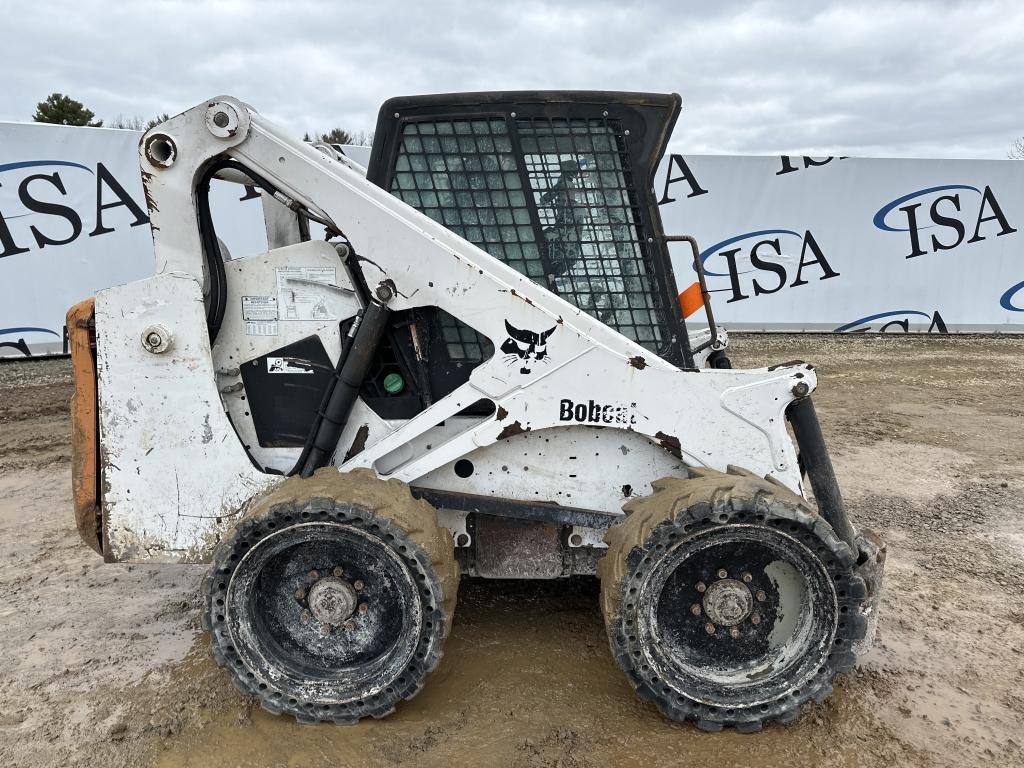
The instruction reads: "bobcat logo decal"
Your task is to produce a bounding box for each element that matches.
[501,320,555,374]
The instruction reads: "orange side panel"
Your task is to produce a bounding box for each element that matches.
[67,297,102,555]
[679,281,705,319]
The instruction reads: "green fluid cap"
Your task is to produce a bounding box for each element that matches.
[383,372,405,394]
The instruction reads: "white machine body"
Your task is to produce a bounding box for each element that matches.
[92,97,814,563]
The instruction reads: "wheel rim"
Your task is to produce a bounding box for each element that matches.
[225,521,423,703]
[637,525,837,708]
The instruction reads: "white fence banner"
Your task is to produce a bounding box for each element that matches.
[0,122,266,357]
[656,154,1023,333]
[2,122,1022,358]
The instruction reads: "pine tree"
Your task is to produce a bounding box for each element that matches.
[33,93,103,127]
[316,128,354,145]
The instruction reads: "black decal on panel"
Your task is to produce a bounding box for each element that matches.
[501,320,555,375]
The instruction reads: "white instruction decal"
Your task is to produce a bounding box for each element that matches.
[242,295,279,336]
[276,267,337,321]
[245,321,279,336]
[242,295,278,321]
[267,357,315,374]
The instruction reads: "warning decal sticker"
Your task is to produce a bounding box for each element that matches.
[276,267,337,322]
[267,357,316,374]
[242,295,279,336]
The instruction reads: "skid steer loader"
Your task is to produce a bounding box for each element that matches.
[67,91,884,732]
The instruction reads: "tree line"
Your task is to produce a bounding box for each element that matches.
[30,92,372,145]
[31,91,1018,158]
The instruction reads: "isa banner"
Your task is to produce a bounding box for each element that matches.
[656,154,1024,333]
[2,124,1023,358]
[0,122,266,357]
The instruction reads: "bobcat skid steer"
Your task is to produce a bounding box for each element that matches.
[67,91,884,732]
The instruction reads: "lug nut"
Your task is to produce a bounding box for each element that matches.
[332,567,344,578]
[729,627,741,639]
[294,587,306,601]
[717,569,728,579]
[696,581,707,593]
[690,603,702,616]
[742,572,753,583]
[344,621,356,631]
[300,609,311,624]
[751,613,761,626]
[704,622,716,635]
[358,602,369,614]
[320,623,332,636]
[309,570,320,581]
[755,590,766,602]
[353,579,364,591]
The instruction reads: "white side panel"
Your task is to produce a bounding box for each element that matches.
[413,426,685,513]
[96,271,280,561]
[213,240,362,472]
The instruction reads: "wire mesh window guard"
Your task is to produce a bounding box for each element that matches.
[517,117,663,347]
[389,114,665,359]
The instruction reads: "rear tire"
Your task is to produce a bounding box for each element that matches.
[598,466,869,732]
[201,468,458,724]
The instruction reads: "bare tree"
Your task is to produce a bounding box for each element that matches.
[1010,137,1024,159]
[107,114,147,130]
[302,128,374,147]
[108,113,172,131]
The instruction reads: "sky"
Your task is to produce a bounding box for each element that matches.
[2,0,1023,159]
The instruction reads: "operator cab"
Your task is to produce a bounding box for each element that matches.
[359,92,697,418]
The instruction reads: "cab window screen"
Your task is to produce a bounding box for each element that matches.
[390,119,543,281]
[388,115,665,352]
[517,117,662,346]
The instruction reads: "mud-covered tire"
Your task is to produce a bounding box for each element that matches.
[201,468,459,724]
[598,466,870,732]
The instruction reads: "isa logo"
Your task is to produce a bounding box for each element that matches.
[1000,280,1024,312]
[696,228,839,304]
[0,159,149,258]
[873,184,1016,259]
[835,310,948,334]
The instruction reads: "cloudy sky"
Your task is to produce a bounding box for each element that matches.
[2,0,1022,159]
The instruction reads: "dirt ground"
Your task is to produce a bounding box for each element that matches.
[1,335,1022,768]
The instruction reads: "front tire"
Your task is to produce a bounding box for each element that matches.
[201,468,458,724]
[598,466,870,732]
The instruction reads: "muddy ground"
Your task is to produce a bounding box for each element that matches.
[1,335,1022,768]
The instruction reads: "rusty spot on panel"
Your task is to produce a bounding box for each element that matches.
[343,424,371,462]
[496,406,509,421]
[508,289,534,307]
[628,355,647,370]
[140,171,160,218]
[68,297,103,556]
[654,431,682,459]
[497,420,529,440]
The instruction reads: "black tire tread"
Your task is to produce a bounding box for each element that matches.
[201,467,459,725]
[598,465,867,731]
